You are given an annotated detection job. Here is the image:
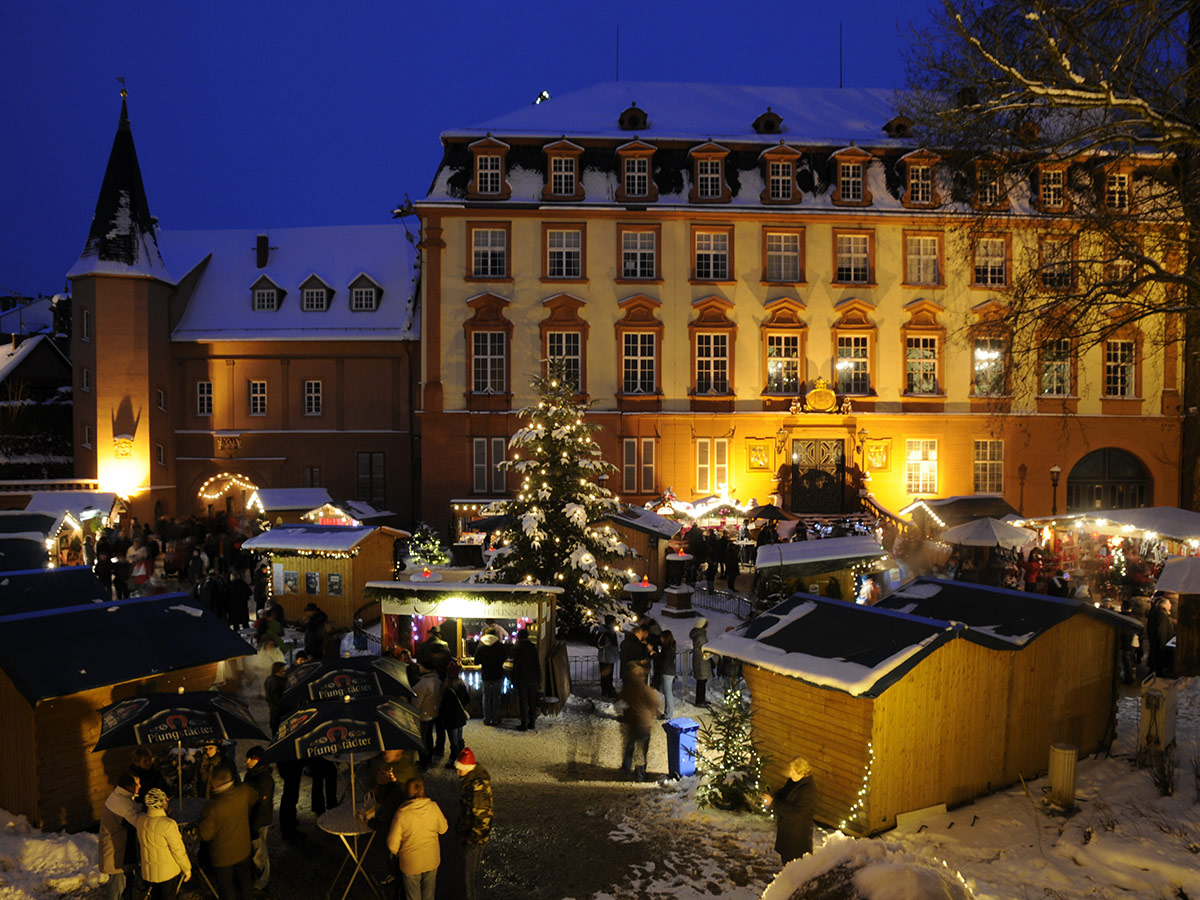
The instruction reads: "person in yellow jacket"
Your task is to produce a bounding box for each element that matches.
[133,789,192,900]
[386,777,448,900]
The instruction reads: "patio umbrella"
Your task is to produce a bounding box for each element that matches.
[278,655,415,714]
[261,694,425,818]
[744,504,795,521]
[94,688,268,802]
[939,517,1036,550]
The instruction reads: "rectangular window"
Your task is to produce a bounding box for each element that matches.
[472,438,488,493]
[624,158,649,197]
[351,287,377,311]
[973,440,1004,493]
[694,231,729,280]
[836,335,870,394]
[1106,172,1129,210]
[974,238,1007,286]
[973,338,1006,395]
[82,368,91,392]
[1041,339,1071,395]
[249,380,267,415]
[356,451,385,505]
[83,424,91,448]
[547,331,581,391]
[1041,169,1065,209]
[840,162,863,201]
[766,334,800,394]
[477,155,502,195]
[622,439,638,493]
[905,439,938,494]
[472,332,506,393]
[197,381,213,416]
[1042,237,1072,289]
[697,159,723,198]
[977,169,1000,206]
[695,333,729,394]
[547,229,582,279]
[1105,340,1136,396]
[491,436,506,493]
[640,438,655,496]
[253,289,277,311]
[836,234,870,282]
[765,232,801,282]
[82,308,91,342]
[906,235,940,284]
[156,389,165,411]
[302,288,327,311]
[909,165,933,204]
[621,230,656,279]
[471,228,507,278]
[622,332,656,394]
[551,157,576,195]
[768,161,792,201]
[304,380,322,415]
[905,336,939,394]
[304,466,322,487]
[696,438,729,494]
[156,443,165,466]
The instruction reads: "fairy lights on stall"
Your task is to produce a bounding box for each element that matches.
[199,473,258,502]
[838,740,876,834]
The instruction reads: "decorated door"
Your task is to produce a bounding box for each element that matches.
[790,438,846,513]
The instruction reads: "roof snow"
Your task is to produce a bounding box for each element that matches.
[0,335,48,385]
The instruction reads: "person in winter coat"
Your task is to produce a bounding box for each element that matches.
[704,531,721,592]
[439,662,471,767]
[690,619,713,706]
[654,631,678,720]
[301,603,329,658]
[130,746,166,803]
[196,741,238,798]
[763,756,818,863]
[512,628,540,731]
[619,667,659,781]
[454,748,493,900]
[724,534,740,591]
[413,665,445,768]
[99,773,142,900]
[1147,595,1176,677]
[197,765,257,900]
[197,569,227,622]
[685,524,705,584]
[416,626,452,676]
[243,747,274,892]
[619,624,652,685]
[386,777,449,900]
[596,615,621,698]
[474,632,508,725]
[263,661,287,737]
[1119,599,1145,684]
[133,789,191,900]
[224,570,251,630]
[256,605,285,652]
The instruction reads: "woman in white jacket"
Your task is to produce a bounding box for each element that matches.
[134,789,192,900]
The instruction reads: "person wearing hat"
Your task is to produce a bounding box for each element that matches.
[386,777,448,900]
[242,747,274,891]
[197,764,258,900]
[301,602,329,658]
[689,619,712,706]
[133,788,191,900]
[453,749,492,900]
[196,740,238,798]
[98,772,141,900]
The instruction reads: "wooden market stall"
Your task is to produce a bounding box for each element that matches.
[0,570,254,831]
[755,535,899,601]
[708,577,1131,836]
[246,488,334,524]
[0,509,83,570]
[242,523,409,629]
[605,505,682,596]
[1154,557,1200,676]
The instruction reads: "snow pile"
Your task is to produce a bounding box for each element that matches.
[0,811,100,898]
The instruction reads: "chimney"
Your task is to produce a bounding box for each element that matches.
[256,235,269,268]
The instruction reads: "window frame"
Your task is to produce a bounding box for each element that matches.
[471,331,507,395]
[1105,170,1131,212]
[1038,166,1068,212]
[196,381,213,417]
[614,294,664,410]
[691,224,734,283]
[81,308,91,342]
[1104,338,1137,398]
[694,332,730,395]
[905,439,938,495]
[546,329,583,393]
[542,224,586,282]
[760,297,807,399]
[82,367,90,393]
[621,437,656,495]
[971,337,1008,397]
[902,230,944,287]
[831,147,874,207]
[688,142,732,204]
[356,451,386,505]
[973,439,1004,493]
[762,226,805,284]
[301,287,329,312]
[904,335,940,395]
[832,229,875,285]
[248,380,267,416]
[466,136,511,201]
[304,379,322,416]
[156,388,165,411]
[156,443,165,467]
[466,222,512,282]
[1039,337,1074,397]
[1039,234,1074,291]
[830,300,877,397]
[350,286,379,312]
[252,288,278,311]
[615,140,658,204]
[695,437,730,495]
[621,331,658,395]
[971,235,1011,288]
[616,224,661,282]
[542,140,585,202]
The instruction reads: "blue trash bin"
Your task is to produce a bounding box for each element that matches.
[663,716,700,778]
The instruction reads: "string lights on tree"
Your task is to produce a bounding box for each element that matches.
[695,680,769,814]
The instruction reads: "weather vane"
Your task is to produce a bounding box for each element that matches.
[117,76,127,99]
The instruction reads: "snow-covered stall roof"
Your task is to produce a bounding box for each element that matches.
[0,511,62,538]
[0,566,111,615]
[164,225,419,342]
[1020,507,1200,542]
[1155,557,1200,594]
[607,505,681,541]
[242,523,402,554]
[445,82,904,146]
[899,495,1020,528]
[756,536,886,571]
[24,491,117,522]
[248,488,333,514]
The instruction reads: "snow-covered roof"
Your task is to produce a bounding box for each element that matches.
[756,536,886,571]
[165,225,419,342]
[0,296,56,336]
[338,500,396,521]
[1154,557,1200,594]
[1021,506,1200,542]
[446,82,905,146]
[607,505,681,541]
[0,335,49,385]
[0,511,64,539]
[24,491,117,521]
[248,488,333,513]
[242,523,400,553]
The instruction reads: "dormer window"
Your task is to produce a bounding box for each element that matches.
[1106,171,1130,211]
[625,158,649,197]
[831,147,873,207]
[615,140,658,204]
[467,136,512,201]
[760,144,801,205]
[477,155,502,194]
[542,139,585,202]
[619,104,648,131]
[840,162,863,201]
[973,161,1007,210]
[901,150,941,208]
[352,286,377,311]
[253,288,278,311]
[1039,167,1067,211]
[688,142,731,204]
[302,288,328,311]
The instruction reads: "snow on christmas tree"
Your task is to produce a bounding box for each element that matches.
[695,679,769,814]
[485,360,634,635]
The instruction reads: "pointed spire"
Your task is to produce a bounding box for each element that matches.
[67,86,169,282]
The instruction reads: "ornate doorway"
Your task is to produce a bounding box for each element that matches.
[1066,448,1150,511]
[789,438,846,514]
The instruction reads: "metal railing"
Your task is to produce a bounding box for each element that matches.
[689,588,754,619]
[567,648,695,696]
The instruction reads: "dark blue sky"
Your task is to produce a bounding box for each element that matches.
[1,1,931,300]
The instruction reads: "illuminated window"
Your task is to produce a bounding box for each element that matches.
[905,336,939,394]
[972,338,1006,395]
[836,335,870,394]
[696,438,729,494]
[905,439,938,494]
[1041,339,1071,395]
[974,440,1003,493]
[766,334,800,394]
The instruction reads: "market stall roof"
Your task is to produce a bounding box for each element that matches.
[366,581,564,621]
[938,517,1036,550]
[1019,507,1200,542]
[1154,557,1200,594]
[0,536,50,572]
[242,523,407,553]
[248,488,333,514]
[0,594,254,704]
[338,500,396,522]
[0,510,70,538]
[756,535,886,571]
[607,505,681,540]
[0,566,110,614]
[24,491,118,522]
[899,495,1020,528]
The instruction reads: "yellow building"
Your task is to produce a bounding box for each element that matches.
[415,83,1181,533]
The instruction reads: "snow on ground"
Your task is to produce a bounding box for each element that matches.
[2,594,1199,900]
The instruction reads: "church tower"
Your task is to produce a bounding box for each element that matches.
[67,91,176,523]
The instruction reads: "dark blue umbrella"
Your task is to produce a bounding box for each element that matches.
[278,655,415,713]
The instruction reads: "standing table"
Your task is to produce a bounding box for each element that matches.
[665,553,692,587]
[318,807,381,900]
[624,581,657,616]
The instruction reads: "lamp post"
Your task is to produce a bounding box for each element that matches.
[1017,463,1027,516]
[1049,464,1062,516]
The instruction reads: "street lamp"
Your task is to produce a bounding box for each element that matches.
[775,425,789,455]
[1049,465,1062,516]
[1017,463,1027,515]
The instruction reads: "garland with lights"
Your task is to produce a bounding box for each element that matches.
[695,679,769,814]
[483,360,633,637]
[198,473,258,502]
[837,739,875,834]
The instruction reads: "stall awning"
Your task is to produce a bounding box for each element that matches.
[1155,557,1200,594]
[1020,507,1200,544]
[756,536,887,571]
[242,523,407,553]
[367,581,563,620]
[248,488,333,514]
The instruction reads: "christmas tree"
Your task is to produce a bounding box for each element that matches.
[485,360,633,636]
[408,522,449,566]
[695,679,769,814]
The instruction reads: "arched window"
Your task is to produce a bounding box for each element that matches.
[1066,448,1151,511]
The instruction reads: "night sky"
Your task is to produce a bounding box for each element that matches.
[1,1,931,300]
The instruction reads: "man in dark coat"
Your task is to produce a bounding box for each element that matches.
[454,748,493,900]
[243,747,274,891]
[474,632,509,725]
[263,661,287,737]
[764,757,817,863]
[224,570,251,630]
[512,628,540,731]
[1147,596,1176,677]
[197,765,257,900]
[620,624,652,685]
[301,603,329,658]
